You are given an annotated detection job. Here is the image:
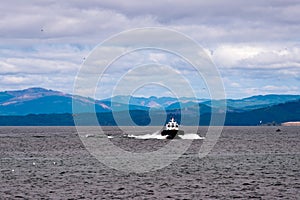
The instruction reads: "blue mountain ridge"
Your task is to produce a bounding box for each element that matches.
[0,87,299,126]
[1,87,300,115]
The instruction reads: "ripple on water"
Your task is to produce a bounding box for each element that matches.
[0,126,299,199]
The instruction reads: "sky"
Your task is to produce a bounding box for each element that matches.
[0,0,299,99]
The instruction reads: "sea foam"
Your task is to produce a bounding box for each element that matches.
[127,131,204,140]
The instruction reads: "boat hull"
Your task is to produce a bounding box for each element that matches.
[161,130,184,139]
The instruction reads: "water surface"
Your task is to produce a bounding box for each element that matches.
[0,126,299,199]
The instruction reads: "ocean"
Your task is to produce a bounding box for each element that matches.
[0,126,299,199]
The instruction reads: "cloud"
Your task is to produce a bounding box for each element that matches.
[1,58,78,74]
[2,0,299,45]
[212,43,300,95]
[0,1,158,45]
[213,44,265,67]
[110,64,197,98]
[245,85,299,96]
[0,0,299,98]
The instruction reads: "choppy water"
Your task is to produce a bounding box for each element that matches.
[0,126,299,199]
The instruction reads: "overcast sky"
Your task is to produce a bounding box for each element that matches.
[0,0,299,99]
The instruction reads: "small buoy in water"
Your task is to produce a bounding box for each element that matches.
[11,169,15,172]
[53,162,57,165]
[32,162,36,166]
[276,128,281,132]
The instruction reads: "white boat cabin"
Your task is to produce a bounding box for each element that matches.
[166,118,179,130]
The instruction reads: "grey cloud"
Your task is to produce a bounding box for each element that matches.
[1,0,299,98]
[2,0,300,43]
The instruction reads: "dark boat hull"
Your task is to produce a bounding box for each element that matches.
[161,130,184,139]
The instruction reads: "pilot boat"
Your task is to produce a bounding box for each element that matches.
[161,118,184,139]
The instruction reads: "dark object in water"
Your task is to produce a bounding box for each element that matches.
[32,135,46,138]
[161,129,184,139]
[161,118,184,139]
[276,128,281,132]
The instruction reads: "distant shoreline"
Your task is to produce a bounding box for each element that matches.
[0,113,299,126]
[281,122,300,126]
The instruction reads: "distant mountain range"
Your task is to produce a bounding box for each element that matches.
[0,87,299,126]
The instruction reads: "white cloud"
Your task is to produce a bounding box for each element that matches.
[1,58,78,74]
[245,85,299,96]
[0,0,299,98]
[149,53,167,63]
[213,44,265,67]
[212,43,300,97]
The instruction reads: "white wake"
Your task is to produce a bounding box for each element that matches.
[178,133,205,140]
[127,131,204,140]
[127,131,166,139]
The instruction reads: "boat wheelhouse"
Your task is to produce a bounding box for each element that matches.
[161,117,184,139]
